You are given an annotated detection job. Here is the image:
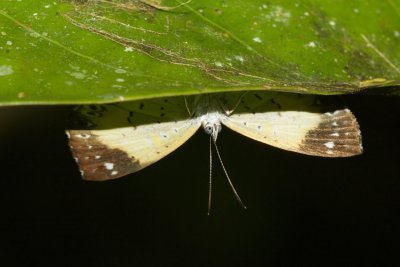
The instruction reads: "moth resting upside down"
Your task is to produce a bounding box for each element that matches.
[66,92,362,181]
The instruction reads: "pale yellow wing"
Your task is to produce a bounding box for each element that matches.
[221,92,362,157]
[67,96,201,181]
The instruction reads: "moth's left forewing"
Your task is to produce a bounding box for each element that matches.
[220,91,362,157]
[222,109,362,157]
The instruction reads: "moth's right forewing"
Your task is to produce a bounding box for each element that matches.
[67,120,201,180]
[67,97,200,181]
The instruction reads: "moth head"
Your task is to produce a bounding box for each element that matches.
[202,121,222,142]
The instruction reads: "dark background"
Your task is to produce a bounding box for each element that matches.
[1,95,399,266]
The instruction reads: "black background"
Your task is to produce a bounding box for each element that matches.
[1,95,399,266]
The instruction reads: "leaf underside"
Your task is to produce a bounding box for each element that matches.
[0,0,399,106]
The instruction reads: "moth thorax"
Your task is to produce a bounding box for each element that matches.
[201,113,222,142]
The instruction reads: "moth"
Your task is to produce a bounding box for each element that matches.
[67,91,363,181]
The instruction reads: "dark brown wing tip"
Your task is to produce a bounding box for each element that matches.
[66,130,142,181]
[299,109,363,157]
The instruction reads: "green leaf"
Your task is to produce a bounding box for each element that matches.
[1,0,399,105]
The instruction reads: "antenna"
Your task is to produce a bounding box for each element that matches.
[208,138,247,214]
[208,137,213,215]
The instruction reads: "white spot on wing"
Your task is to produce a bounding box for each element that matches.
[104,163,114,170]
[324,141,335,149]
[76,134,90,139]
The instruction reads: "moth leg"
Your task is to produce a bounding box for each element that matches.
[184,96,195,117]
[224,91,248,115]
